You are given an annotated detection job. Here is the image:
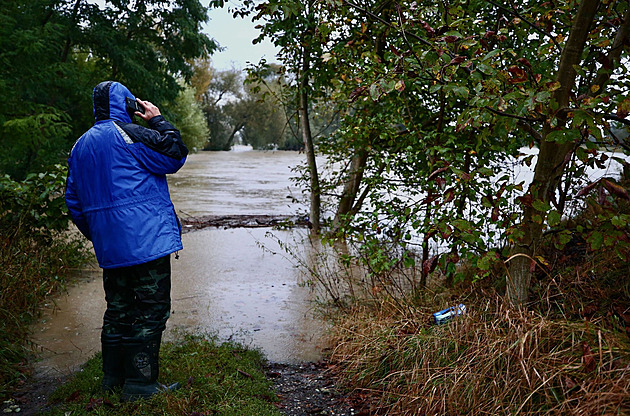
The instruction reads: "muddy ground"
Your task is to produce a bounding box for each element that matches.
[5,361,364,416]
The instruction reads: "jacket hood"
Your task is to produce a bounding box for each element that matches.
[93,81,135,123]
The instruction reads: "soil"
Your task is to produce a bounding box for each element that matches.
[3,373,66,416]
[4,361,363,416]
[267,361,365,416]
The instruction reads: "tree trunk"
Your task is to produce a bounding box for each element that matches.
[507,0,600,306]
[298,46,321,233]
[60,0,82,63]
[224,122,245,151]
[331,149,368,233]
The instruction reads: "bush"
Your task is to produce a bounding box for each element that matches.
[0,165,88,395]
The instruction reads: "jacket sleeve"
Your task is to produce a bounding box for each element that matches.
[119,116,189,175]
[65,166,92,241]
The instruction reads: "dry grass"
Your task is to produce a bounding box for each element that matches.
[328,293,630,415]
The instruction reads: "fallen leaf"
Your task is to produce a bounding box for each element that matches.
[237,369,252,378]
[582,341,596,372]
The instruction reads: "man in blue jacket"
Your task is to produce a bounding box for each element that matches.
[65,81,187,401]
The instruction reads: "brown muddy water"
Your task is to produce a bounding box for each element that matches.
[30,148,328,379]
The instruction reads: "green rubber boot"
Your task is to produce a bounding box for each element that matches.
[121,335,180,402]
[101,333,125,393]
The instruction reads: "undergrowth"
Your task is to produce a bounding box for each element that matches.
[0,168,89,396]
[322,184,630,415]
[0,231,87,397]
[39,335,281,416]
[328,290,629,415]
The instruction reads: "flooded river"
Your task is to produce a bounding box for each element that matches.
[30,148,325,378]
[31,145,629,378]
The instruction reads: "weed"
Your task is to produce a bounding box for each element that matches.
[0,166,90,396]
[41,335,281,416]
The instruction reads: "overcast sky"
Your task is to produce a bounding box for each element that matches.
[203,3,279,71]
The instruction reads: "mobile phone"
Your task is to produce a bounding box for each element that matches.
[125,97,145,115]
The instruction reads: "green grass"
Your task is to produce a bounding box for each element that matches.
[40,335,282,416]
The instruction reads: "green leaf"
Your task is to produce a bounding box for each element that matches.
[547,210,561,226]
[452,86,469,98]
[587,231,603,250]
[611,215,627,228]
[546,129,580,143]
[535,91,550,103]
[532,200,551,212]
[477,63,496,75]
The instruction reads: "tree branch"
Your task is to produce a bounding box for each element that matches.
[485,0,562,53]
[517,120,543,142]
[484,106,542,123]
[588,6,630,96]
[342,0,432,47]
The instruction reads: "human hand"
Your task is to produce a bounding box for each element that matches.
[135,99,161,121]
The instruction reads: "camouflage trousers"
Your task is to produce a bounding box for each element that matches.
[102,255,171,340]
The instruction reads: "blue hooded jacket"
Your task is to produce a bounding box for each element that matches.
[65,81,188,269]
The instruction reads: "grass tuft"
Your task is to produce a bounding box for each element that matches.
[40,335,282,416]
[328,293,630,415]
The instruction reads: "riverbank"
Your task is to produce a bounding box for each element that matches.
[6,336,359,416]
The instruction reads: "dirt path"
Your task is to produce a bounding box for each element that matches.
[6,361,361,416]
[267,362,361,415]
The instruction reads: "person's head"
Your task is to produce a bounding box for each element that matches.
[93,81,136,123]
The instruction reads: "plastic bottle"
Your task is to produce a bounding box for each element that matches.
[432,303,467,325]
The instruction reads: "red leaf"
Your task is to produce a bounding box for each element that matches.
[420,20,435,37]
[582,341,596,372]
[484,30,496,38]
[507,66,528,83]
[517,57,532,68]
[436,177,446,189]
[66,390,82,403]
[443,188,455,203]
[598,52,612,70]
[422,256,439,275]
[491,206,499,222]
[577,179,601,197]
[450,250,460,264]
[603,179,630,201]
[449,55,466,66]
[529,259,537,273]
[517,194,533,207]
[349,86,367,102]
[441,35,459,43]
[86,398,104,411]
[617,97,630,119]
[428,166,449,181]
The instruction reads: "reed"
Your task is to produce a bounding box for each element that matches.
[0,231,87,396]
[328,288,630,415]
